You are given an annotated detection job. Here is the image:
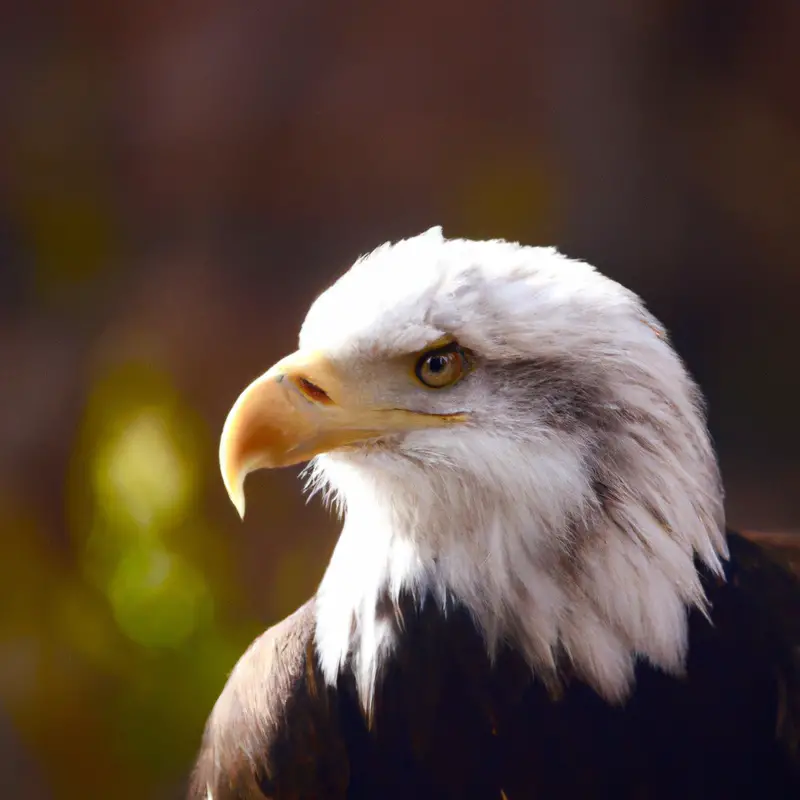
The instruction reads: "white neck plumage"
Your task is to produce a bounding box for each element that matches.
[310,446,728,713]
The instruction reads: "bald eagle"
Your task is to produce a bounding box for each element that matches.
[192,228,800,799]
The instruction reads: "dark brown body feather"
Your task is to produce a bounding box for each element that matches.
[190,530,800,800]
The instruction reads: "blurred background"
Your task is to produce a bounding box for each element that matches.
[1,0,798,797]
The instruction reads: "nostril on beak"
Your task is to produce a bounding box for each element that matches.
[292,376,334,405]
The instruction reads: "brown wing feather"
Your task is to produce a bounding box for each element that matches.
[729,531,800,780]
[188,598,349,799]
[738,530,800,579]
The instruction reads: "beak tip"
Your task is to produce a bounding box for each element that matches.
[221,468,247,521]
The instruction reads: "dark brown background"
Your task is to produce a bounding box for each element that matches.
[1,1,798,797]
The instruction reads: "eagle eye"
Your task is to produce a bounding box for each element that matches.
[414,342,471,389]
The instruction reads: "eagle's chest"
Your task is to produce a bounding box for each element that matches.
[333,595,790,800]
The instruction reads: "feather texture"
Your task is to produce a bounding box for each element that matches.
[191,531,800,799]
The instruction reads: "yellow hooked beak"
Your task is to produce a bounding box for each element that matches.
[219,350,466,518]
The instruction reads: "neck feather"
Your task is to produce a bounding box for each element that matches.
[312,460,727,712]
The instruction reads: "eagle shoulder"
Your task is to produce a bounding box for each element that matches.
[189,598,349,799]
[731,530,800,779]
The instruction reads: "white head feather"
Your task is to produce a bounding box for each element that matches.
[299,227,726,708]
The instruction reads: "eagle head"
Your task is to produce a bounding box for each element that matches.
[219,227,726,708]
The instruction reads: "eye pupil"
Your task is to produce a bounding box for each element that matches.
[429,355,447,373]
